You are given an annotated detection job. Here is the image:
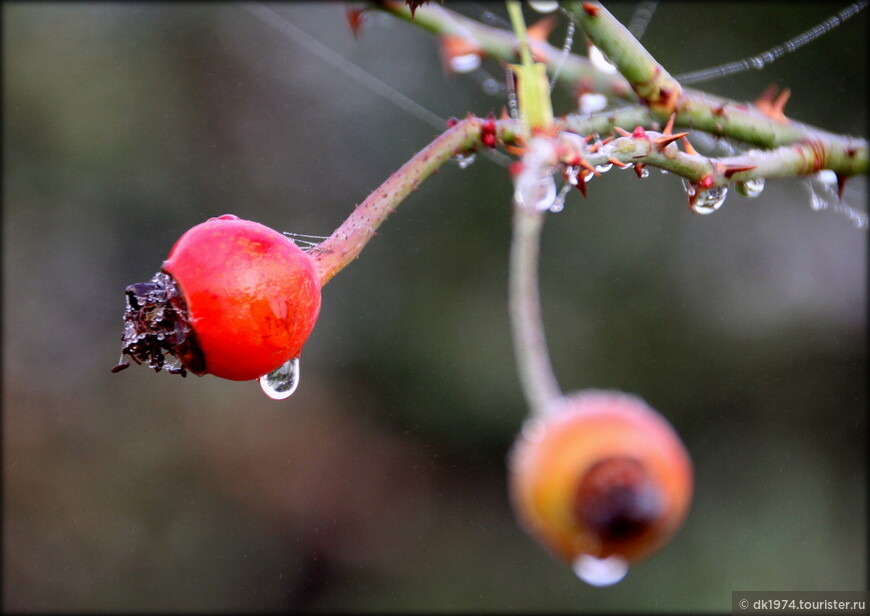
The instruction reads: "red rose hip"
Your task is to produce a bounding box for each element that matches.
[113,215,321,383]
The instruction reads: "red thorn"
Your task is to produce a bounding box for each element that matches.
[528,16,557,41]
[755,84,777,105]
[722,164,756,179]
[755,84,791,122]
[600,136,614,145]
[631,126,648,140]
[575,173,588,198]
[406,1,426,20]
[634,163,646,178]
[577,158,598,175]
[613,127,631,137]
[653,131,690,151]
[836,173,849,200]
[773,88,791,114]
[584,133,597,143]
[662,113,676,136]
[345,7,367,37]
[582,2,600,17]
[698,174,715,189]
[446,117,459,128]
[680,136,699,156]
[607,157,629,168]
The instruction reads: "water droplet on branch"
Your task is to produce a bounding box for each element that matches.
[481,78,501,96]
[588,45,618,74]
[573,554,629,587]
[515,171,557,211]
[453,152,477,169]
[816,169,838,185]
[579,93,608,114]
[689,186,728,215]
[259,357,300,400]
[550,181,573,212]
[735,178,765,198]
[565,166,580,185]
[529,0,559,12]
[450,54,482,74]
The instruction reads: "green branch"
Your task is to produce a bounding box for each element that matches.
[562,0,681,116]
[311,108,864,288]
[372,0,634,100]
[373,0,867,168]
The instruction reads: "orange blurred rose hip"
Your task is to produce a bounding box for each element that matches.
[509,390,692,585]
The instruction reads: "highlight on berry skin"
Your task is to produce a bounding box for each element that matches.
[112,214,321,398]
[508,389,693,586]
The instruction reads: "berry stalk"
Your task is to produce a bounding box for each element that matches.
[311,117,484,285]
[509,190,562,417]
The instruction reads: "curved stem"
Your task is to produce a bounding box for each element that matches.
[509,203,562,417]
[311,118,483,285]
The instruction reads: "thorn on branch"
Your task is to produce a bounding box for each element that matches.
[405,1,429,21]
[607,157,629,168]
[345,7,368,37]
[680,136,699,156]
[653,132,690,151]
[575,172,588,198]
[440,35,484,74]
[527,16,558,62]
[582,2,600,17]
[836,173,849,200]
[754,84,791,122]
[722,164,757,179]
[662,113,676,136]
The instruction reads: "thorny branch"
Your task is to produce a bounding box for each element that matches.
[312,2,866,283]
[369,0,868,170]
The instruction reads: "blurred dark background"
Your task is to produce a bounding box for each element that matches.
[3,2,866,611]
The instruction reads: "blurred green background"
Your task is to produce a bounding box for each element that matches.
[3,2,866,611]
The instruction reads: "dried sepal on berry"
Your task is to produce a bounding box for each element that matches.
[112,271,204,377]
